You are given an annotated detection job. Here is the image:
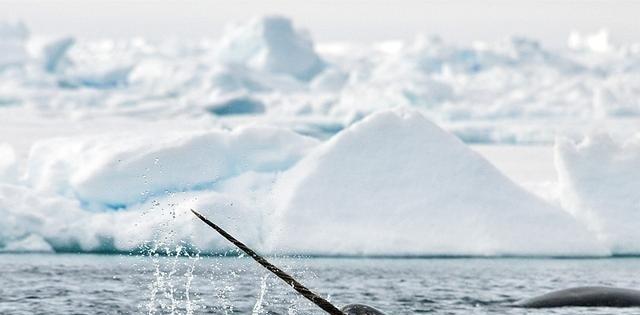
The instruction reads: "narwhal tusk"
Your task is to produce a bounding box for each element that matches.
[190,209,346,315]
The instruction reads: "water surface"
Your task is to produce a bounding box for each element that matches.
[1,254,640,314]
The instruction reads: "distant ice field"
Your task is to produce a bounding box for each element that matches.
[0,16,639,256]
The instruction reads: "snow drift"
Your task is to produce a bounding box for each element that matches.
[270,109,606,256]
[556,134,640,254]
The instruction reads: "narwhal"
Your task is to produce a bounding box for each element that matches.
[190,209,640,313]
[516,286,640,308]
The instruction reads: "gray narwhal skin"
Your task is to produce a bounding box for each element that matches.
[339,286,640,314]
[340,304,387,314]
[517,286,640,308]
[341,286,640,313]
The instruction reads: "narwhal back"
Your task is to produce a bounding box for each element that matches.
[341,304,387,314]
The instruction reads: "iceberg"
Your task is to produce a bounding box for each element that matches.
[25,126,318,207]
[217,16,325,81]
[0,183,89,252]
[269,109,605,256]
[0,182,265,253]
[556,134,640,254]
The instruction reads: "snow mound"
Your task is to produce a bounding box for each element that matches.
[0,182,265,253]
[556,134,640,253]
[270,109,605,256]
[0,21,29,68]
[25,126,318,207]
[217,16,325,80]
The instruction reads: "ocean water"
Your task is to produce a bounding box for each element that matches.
[1,254,640,314]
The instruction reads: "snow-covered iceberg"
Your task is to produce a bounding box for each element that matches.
[0,183,264,253]
[217,16,325,81]
[0,109,635,256]
[0,183,87,252]
[269,109,605,256]
[25,126,318,207]
[556,134,640,254]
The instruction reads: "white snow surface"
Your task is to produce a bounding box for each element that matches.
[0,16,639,255]
[269,109,605,256]
[0,107,633,255]
[0,183,265,253]
[556,134,640,254]
[24,126,317,207]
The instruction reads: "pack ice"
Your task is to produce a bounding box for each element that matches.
[1,17,639,142]
[0,15,638,255]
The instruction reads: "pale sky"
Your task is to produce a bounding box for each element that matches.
[2,0,639,48]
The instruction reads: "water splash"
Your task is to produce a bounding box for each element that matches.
[138,158,204,315]
[251,274,269,314]
[142,241,202,315]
